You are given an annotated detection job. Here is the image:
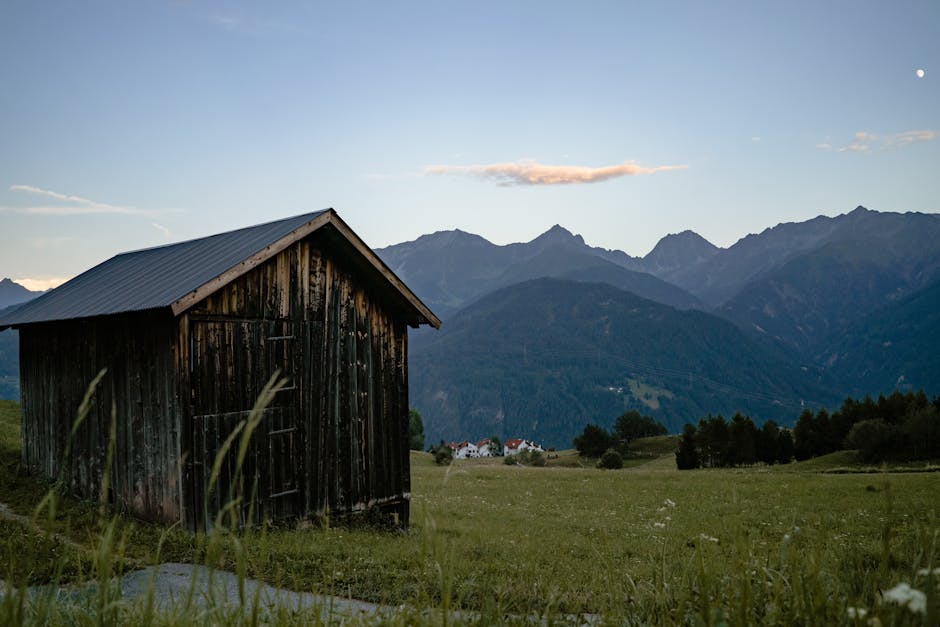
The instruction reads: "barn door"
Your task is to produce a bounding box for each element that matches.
[188,319,301,529]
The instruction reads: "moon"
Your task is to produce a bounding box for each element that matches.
[916,68,925,78]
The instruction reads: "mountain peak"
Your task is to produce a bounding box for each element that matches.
[532,224,585,247]
[0,277,43,309]
[642,230,719,277]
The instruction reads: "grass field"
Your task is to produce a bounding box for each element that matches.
[1,399,938,624]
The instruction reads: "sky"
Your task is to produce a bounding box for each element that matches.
[1,0,938,290]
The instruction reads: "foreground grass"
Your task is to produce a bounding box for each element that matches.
[2,400,938,624]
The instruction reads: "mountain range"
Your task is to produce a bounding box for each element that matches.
[0,278,40,400]
[0,278,42,310]
[377,206,940,447]
[2,207,938,449]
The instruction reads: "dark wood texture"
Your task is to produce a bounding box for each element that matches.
[179,232,411,529]
[19,226,414,531]
[18,312,182,523]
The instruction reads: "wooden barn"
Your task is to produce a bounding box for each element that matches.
[0,209,440,530]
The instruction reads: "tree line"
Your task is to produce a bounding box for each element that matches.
[573,410,667,458]
[791,390,940,463]
[674,390,940,469]
[674,413,793,469]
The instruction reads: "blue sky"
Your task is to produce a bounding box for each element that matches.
[1,0,938,289]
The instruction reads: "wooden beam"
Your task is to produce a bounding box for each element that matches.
[326,213,442,329]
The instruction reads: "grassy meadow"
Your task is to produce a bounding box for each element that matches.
[1,399,939,624]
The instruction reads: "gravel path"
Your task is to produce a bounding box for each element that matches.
[116,562,388,619]
[2,562,399,621]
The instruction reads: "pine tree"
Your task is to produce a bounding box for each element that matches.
[675,424,700,470]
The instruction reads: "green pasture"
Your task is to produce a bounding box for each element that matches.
[1,399,938,624]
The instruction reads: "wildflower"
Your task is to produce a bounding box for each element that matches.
[699,534,719,543]
[846,607,867,619]
[916,567,940,576]
[880,582,926,615]
[653,522,666,529]
[663,498,676,508]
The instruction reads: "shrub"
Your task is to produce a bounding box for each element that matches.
[844,419,898,463]
[597,448,623,470]
[526,450,546,467]
[505,450,546,467]
[573,423,615,457]
[432,444,453,466]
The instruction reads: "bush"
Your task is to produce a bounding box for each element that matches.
[432,444,453,466]
[505,450,546,467]
[574,423,615,457]
[526,450,546,467]
[597,448,623,470]
[844,419,898,463]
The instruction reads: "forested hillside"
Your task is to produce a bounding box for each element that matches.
[410,278,837,448]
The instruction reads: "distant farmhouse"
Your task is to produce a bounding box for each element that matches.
[448,440,479,459]
[503,439,544,456]
[0,210,440,531]
[445,437,543,458]
[476,438,495,457]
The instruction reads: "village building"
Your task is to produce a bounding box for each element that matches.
[0,209,440,531]
[448,440,479,459]
[503,438,544,456]
[476,438,494,457]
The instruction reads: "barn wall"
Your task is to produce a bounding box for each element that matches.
[19,311,182,524]
[179,231,410,530]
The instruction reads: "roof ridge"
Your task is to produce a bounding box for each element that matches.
[117,210,329,256]
[0,208,440,330]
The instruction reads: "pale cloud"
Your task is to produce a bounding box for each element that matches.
[13,277,70,291]
[883,129,936,149]
[205,11,311,36]
[5,185,183,216]
[818,130,935,153]
[425,159,688,186]
[151,222,172,238]
[8,184,151,215]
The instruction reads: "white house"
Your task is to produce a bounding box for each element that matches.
[476,438,494,457]
[448,440,479,459]
[503,438,543,456]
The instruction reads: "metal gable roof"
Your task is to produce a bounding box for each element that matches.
[0,210,440,329]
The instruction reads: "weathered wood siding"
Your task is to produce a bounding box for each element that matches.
[18,312,182,523]
[178,230,410,530]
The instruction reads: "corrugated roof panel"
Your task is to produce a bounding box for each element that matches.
[0,211,327,327]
